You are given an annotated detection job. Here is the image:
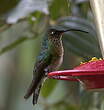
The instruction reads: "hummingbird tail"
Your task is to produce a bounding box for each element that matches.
[24,78,43,105]
[33,83,42,105]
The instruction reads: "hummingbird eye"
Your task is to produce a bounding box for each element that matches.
[51,31,55,35]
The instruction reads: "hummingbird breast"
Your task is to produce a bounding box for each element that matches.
[49,38,64,71]
[50,38,64,56]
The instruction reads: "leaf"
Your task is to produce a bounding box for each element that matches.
[0,15,48,55]
[5,0,50,23]
[0,36,30,55]
[58,16,96,36]
[0,22,31,55]
[57,16,102,57]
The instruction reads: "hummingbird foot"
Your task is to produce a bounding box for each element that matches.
[44,68,49,76]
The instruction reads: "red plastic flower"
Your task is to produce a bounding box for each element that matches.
[48,58,104,90]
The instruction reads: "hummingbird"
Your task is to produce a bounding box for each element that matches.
[24,28,88,105]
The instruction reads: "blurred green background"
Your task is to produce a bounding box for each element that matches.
[0,0,104,110]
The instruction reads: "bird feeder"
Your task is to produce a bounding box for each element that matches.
[48,58,104,90]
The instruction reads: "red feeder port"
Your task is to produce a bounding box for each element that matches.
[48,59,104,90]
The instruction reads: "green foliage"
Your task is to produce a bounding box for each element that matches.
[41,79,57,97]
[0,0,20,15]
[0,36,28,55]
[57,16,101,57]
[49,0,70,19]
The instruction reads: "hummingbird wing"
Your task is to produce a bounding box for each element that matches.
[24,52,52,104]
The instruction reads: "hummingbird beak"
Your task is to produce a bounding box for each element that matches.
[60,29,88,33]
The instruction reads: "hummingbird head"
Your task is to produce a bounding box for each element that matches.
[48,28,66,40]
